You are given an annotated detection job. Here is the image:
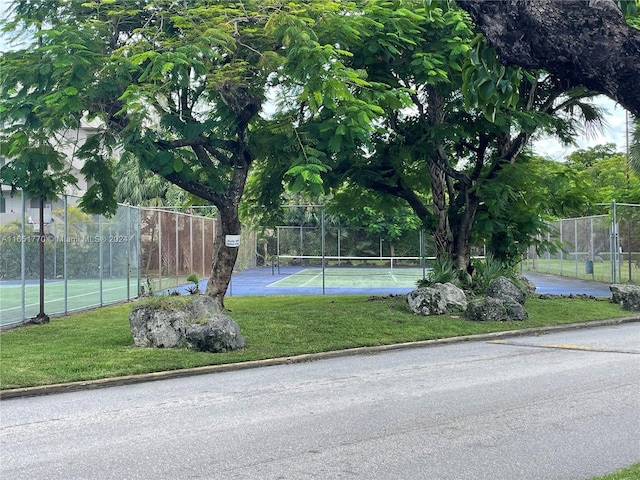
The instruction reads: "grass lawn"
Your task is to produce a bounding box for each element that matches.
[593,463,640,480]
[0,294,634,389]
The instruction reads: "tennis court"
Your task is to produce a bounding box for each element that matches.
[0,278,139,326]
[267,266,426,289]
[169,262,615,299]
[166,265,428,298]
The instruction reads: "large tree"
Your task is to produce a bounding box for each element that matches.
[455,0,640,117]
[0,0,379,308]
[245,1,600,271]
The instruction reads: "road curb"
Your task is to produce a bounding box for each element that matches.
[2,316,638,400]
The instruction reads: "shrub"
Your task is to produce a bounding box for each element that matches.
[416,253,516,295]
[472,253,514,294]
[417,255,455,288]
[186,273,201,295]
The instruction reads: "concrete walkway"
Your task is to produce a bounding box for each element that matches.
[522,271,612,297]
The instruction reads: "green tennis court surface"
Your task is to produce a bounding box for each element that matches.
[0,279,139,324]
[268,267,427,288]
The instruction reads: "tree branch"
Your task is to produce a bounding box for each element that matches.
[456,0,640,116]
[155,169,223,206]
[364,177,434,222]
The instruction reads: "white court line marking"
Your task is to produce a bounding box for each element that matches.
[1,285,131,312]
[301,272,322,287]
[266,269,319,287]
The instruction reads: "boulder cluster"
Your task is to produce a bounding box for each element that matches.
[609,284,640,311]
[129,295,246,353]
[407,275,535,321]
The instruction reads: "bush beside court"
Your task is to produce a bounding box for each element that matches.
[0,295,634,390]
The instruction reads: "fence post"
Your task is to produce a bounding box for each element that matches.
[158,211,162,291]
[574,220,578,278]
[201,217,206,279]
[559,219,563,276]
[420,229,426,280]
[175,214,179,284]
[590,217,595,280]
[627,208,632,283]
[20,191,26,322]
[299,225,303,257]
[137,207,141,297]
[64,195,68,313]
[108,222,113,278]
[189,214,193,276]
[276,226,281,275]
[99,214,104,306]
[321,208,325,295]
[126,206,130,301]
[611,200,617,283]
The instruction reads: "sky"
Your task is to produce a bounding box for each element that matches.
[533,96,631,161]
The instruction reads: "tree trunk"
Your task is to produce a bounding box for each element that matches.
[456,0,640,116]
[429,157,450,256]
[205,203,242,310]
[452,233,473,273]
[203,159,251,310]
[449,188,480,273]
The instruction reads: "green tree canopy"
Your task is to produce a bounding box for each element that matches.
[246,1,603,271]
[566,144,640,205]
[0,0,384,307]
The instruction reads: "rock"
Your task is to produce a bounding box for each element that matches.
[186,314,246,353]
[407,283,467,316]
[513,274,537,295]
[610,284,640,311]
[129,296,246,352]
[487,276,527,305]
[129,306,189,348]
[465,296,528,322]
[186,295,220,318]
[503,300,529,321]
[465,297,508,322]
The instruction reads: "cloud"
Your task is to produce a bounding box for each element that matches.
[533,96,630,161]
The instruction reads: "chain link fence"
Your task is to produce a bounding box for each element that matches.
[257,205,487,292]
[6,196,633,326]
[261,205,430,268]
[522,202,640,285]
[0,195,255,327]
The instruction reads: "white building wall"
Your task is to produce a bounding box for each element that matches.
[1,122,104,225]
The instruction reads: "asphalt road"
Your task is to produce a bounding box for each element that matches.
[1,323,639,480]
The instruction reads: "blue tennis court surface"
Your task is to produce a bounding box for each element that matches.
[169,267,615,298]
[224,266,422,297]
[163,266,424,297]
